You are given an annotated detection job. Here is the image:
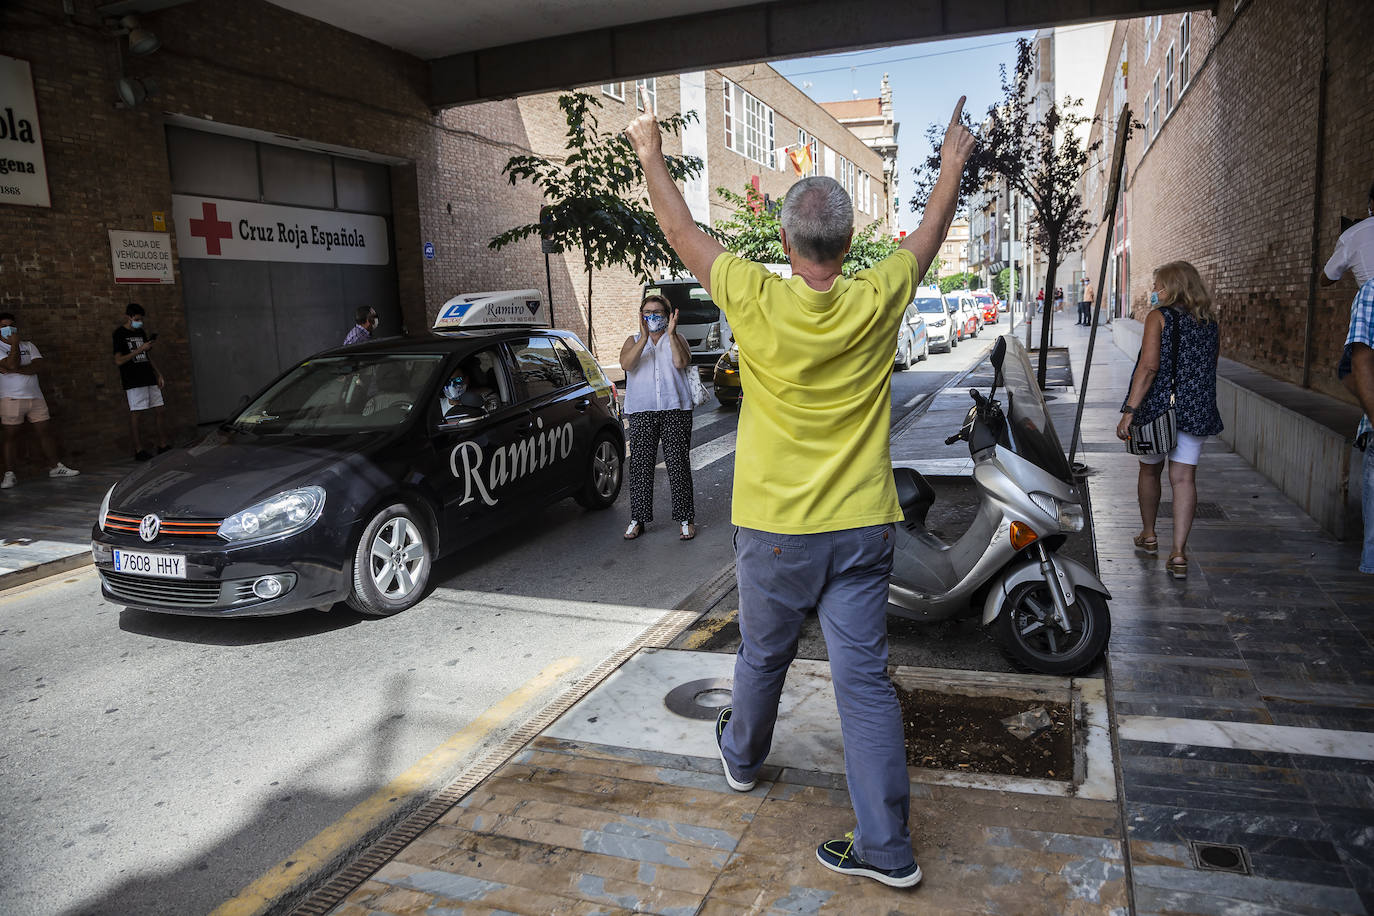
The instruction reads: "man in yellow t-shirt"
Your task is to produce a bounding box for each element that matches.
[626,95,973,889]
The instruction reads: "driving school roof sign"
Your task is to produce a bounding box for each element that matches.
[433,290,547,329]
[171,194,389,265]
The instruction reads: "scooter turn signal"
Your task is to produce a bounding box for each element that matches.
[1009,521,1039,551]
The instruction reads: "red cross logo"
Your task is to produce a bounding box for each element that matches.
[188,202,233,256]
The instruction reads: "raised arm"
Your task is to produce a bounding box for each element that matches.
[902,97,975,280]
[625,90,726,296]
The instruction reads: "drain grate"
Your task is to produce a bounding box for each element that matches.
[1159,501,1226,520]
[1190,840,1251,875]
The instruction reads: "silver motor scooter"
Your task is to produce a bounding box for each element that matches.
[888,336,1111,675]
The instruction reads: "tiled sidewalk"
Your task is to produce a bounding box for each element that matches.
[1067,323,1374,916]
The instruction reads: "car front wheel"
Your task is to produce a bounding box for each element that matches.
[347,503,432,617]
[575,431,623,509]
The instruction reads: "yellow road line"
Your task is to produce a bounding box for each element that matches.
[209,655,582,916]
[0,565,94,604]
[679,608,737,650]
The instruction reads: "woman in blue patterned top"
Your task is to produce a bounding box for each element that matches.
[1115,261,1223,579]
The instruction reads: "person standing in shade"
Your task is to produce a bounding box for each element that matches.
[113,303,169,461]
[0,312,80,489]
[619,293,696,541]
[1078,278,1095,326]
[1115,261,1223,579]
[343,306,378,346]
[626,93,973,888]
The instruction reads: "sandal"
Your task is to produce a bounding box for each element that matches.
[680,521,696,541]
[1133,533,1158,555]
[624,520,644,540]
[1166,554,1188,579]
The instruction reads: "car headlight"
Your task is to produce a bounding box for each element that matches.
[97,484,115,531]
[1029,492,1085,532]
[931,318,946,327]
[218,486,326,543]
[705,323,721,349]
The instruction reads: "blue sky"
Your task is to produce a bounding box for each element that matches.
[772,33,1033,232]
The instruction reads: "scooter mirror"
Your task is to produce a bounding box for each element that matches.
[991,336,1007,370]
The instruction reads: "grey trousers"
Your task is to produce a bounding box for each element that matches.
[722,524,913,868]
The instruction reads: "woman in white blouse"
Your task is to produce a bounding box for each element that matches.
[618,294,696,541]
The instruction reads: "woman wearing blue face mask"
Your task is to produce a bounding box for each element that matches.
[618,293,696,540]
[1115,261,1223,579]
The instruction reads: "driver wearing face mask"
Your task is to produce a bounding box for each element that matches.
[440,363,497,419]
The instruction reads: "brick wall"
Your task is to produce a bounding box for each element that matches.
[1095,0,1372,404]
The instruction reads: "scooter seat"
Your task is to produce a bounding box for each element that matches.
[893,466,935,529]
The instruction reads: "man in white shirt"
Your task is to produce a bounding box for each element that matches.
[1321,182,1374,288]
[0,312,79,489]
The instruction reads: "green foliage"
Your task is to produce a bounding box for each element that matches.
[843,222,901,277]
[489,91,704,349]
[713,183,901,277]
[939,272,978,294]
[713,185,786,264]
[993,267,1018,300]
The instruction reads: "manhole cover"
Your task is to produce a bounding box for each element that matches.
[664,677,732,720]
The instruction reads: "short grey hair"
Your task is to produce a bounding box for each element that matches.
[780,176,853,263]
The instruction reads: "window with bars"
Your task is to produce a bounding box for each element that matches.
[723,78,734,150]
[1149,74,1160,144]
[635,78,656,113]
[1179,14,1192,92]
[1164,45,1176,116]
[723,79,776,168]
[601,82,624,101]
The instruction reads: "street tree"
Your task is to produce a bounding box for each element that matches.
[714,183,926,280]
[910,38,1131,386]
[939,271,978,294]
[490,91,703,353]
[993,267,1018,302]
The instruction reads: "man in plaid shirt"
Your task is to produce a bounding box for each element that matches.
[1342,276,1374,573]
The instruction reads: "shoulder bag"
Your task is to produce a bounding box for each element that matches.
[1126,309,1182,456]
[686,367,710,408]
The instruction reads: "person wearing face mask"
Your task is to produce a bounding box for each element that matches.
[618,293,695,541]
[343,306,379,347]
[113,302,169,461]
[439,362,497,420]
[0,312,80,489]
[1115,262,1223,580]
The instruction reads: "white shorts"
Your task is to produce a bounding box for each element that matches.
[1138,431,1206,466]
[126,385,165,411]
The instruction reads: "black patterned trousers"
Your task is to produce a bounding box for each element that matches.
[627,409,695,524]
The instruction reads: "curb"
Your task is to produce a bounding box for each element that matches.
[0,553,92,593]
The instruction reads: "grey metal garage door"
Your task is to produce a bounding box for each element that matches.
[166,126,401,424]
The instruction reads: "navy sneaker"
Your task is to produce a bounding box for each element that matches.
[816,832,922,888]
[714,706,755,792]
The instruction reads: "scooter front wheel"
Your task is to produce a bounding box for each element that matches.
[991,581,1110,675]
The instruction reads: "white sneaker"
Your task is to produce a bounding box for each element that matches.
[1,471,15,489]
[48,462,79,478]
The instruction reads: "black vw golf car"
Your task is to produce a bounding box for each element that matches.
[90,291,624,618]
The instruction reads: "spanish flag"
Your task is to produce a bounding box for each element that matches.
[787,144,812,176]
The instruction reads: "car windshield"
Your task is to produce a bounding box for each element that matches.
[945,296,964,309]
[230,354,445,434]
[648,282,719,324]
[975,295,994,305]
[914,297,946,313]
